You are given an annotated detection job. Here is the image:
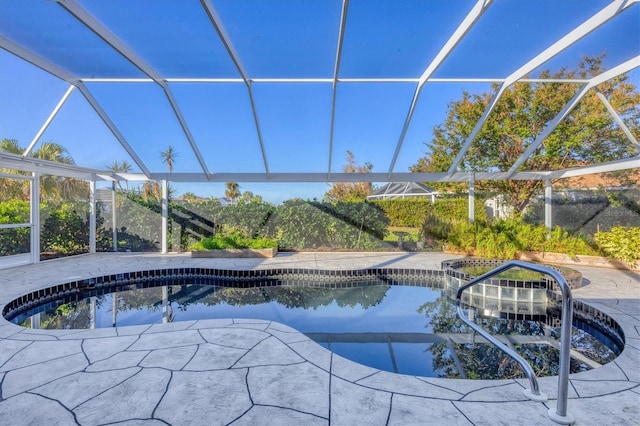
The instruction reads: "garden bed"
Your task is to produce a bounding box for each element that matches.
[517,251,639,271]
[443,246,639,270]
[191,247,278,258]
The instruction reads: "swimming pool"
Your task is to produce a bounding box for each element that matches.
[3,267,623,379]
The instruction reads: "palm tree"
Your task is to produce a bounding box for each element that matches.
[160,145,177,173]
[108,160,132,191]
[182,192,197,203]
[1,139,86,201]
[0,139,30,201]
[142,145,177,201]
[33,142,87,201]
[225,182,240,204]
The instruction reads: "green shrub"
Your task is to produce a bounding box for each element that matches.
[268,200,388,250]
[444,218,601,260]
[190,226,277,250]
[373,198,487,227]
[40,203,90,255]
[0,199,31,256]
[594,226,640,266]
[542,227,598,257]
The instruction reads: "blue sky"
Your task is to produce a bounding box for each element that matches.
[0,0,638,203]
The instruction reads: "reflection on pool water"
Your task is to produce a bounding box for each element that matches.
[8,279,623,380]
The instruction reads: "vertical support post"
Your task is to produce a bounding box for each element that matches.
[89,179,96,254]
[161,179,168,254]
[112,182,118,252]
[545,178,553,231]
[468,173,475,223]
[30,172,40,264]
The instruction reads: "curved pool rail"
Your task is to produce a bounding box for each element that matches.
[455,260,575,425]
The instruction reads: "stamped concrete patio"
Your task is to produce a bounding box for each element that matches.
[0,252,638,425]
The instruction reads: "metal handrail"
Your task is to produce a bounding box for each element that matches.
[455,260,575,425]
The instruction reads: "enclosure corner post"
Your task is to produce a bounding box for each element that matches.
[468,172,475,223]
[89,178,96,254]
[162,179,168,254]
[545,178,553,231]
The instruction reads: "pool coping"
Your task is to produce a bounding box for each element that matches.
[0,252,638,425]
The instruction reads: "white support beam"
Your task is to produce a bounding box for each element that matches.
[421,1,493,88]
[75,83,152,177]
[595,90,640,152]
[89,179,96,253]
[0,35,153,179]
[56,0,211,177]
[25,85,76,156]
[0,151,108,180]
[468,173,475,223]
[545,179,553,231]
[328,0,350,179]
[448,0,635,174]
[161,180,168,254]
[111,183,118,253]
[200,0,270,176]
[30,172,40,264]
[387,0,492,179]
[81,77,591,84]
[550,157,640,179]
[507,56,640,175]
[0,35,78,82]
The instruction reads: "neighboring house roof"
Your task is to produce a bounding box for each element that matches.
[556,170,640,190]
[367,182,438,200]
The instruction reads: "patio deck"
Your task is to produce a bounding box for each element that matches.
[0,252,638,425]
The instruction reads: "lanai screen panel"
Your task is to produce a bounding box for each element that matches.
[0,0,637,184]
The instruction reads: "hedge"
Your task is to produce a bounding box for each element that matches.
[371,198,487,227]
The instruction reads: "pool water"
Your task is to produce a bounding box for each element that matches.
[10,280,621,380]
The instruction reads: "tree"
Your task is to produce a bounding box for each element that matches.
[141,146,178,201]
[324,151,374,202]
[182,192,197,203]
[0,138,30,201]
[1,139,87,201]
[411,56,640,214]
[107,160,132,190]
[225,182,241,204]
[160,145,177,173]
[240,191,263,204]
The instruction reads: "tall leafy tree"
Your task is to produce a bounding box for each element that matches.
[225,182,241,204]
[411,56,640,213]
[324,151,374,202]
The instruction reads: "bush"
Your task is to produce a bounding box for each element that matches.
[189,226,277,250]
[594,227,640,266]
[0,199,31,256]
[268,200,388,250]
[444,218,599,259]
[40,203,90,256]
[373,197,487,227]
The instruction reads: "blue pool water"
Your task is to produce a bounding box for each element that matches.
[9,280,621,379]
